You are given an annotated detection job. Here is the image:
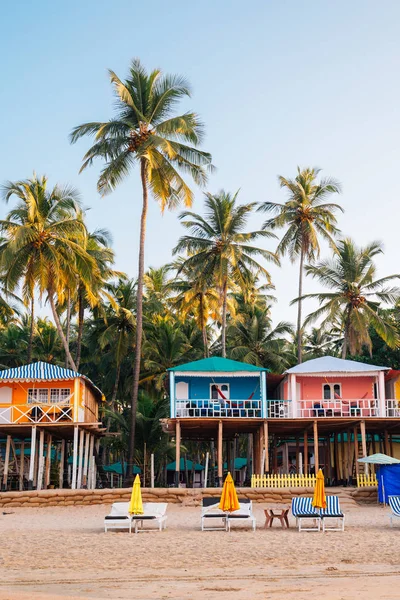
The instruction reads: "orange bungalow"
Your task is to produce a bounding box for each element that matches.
[0,361,105,491]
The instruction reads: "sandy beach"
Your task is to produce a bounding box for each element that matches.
[0,503,399,599]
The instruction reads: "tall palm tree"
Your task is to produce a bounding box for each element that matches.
[70,58,212,478]
[299,238,400,357]
[174,190,278,357]
[0,175,95,370]
[258,167,342,363]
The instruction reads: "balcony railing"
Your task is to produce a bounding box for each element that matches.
[0,403,73,425]
[298,398,379,418]
[385,399,400,417]
[175,399,262,418]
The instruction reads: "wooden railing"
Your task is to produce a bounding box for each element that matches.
[357,473,378,487]
[251,473,316,488]
[0,403,73,424]
[175,399,262,418]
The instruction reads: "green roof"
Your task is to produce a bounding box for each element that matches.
[166,458,204,471]
[168,357,267,373]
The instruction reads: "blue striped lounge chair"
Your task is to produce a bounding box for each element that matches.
[388,496,400,527]
[320,496,345,532]
[291,497,321,532]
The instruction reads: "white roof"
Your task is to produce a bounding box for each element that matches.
[285,356,389,375]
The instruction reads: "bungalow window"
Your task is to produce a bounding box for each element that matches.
[210,384,230,401]
[27,388,49,404]
[323,384,341,400]
[50,388,71,404]
[27,388,71,404]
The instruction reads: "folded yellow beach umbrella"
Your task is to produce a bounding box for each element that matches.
[128,473,144,515]
[312,468,326,509]
[219,471,240,512]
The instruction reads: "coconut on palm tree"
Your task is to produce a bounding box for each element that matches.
[70,58,213,479]
[258,167,342,363]
[298,238,400,358]
[174,190,278,357]
[0,174,96,370]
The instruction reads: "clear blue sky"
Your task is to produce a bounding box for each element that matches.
[1,0,399,325]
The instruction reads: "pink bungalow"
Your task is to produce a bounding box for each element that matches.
[275,356,390,419]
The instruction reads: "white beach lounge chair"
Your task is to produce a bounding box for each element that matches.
[131,502,168,533]
[104,502,132,533]
[320,495,345,532]
[201,497,228,531]
[291,497,321,532]
[227,498,256,532]
[388,496,400,527]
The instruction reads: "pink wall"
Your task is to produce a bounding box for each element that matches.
[283,375,375,400]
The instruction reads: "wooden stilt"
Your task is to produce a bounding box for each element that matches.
[304,430,308,474]
[295,436,300,474]
[384,430,390,455]
[390,433,394,457]
[273,435,278,473]
[253,427,259,474]
[72,426,79,490]
[371,433,376,455]
[217,420,223,486]
[2,435,11,491]
[59,439,65,489]
[258,426,264,475]
[28,427,37,489]
[264,421,269,473]
[341,434,347,482]
[313,421,319,473]
[88,435,95,489]
[334,433,340,482]
[83,431,90,487]
[19,441,25,491]
[353,426,359,477]
[175,420,181,487]
[77,428,85,489]
[44,434,52,489]
[37,430,45,491]
[94,438,100,489]
[360,421,368,476]
[327,436,332,481]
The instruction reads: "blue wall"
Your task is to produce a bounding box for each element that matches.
[175,376,261,400]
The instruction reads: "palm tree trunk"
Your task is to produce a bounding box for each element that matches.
[27,296,34,363]
[127,158,148,484]
[221,278,228,358]
[199,294,208,358]
[107,363,121,432]
[65,290,71,369]
[341,308,351,359]
[75,288,84,371]
[48,291,78,371]
[297,245,305,364]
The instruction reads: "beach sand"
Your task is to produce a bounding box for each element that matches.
[0,502,399,599]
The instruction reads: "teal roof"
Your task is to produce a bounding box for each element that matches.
[103,461,141,475]
[167,458,204,471]
[222,458,248,470]
[168,357,267,373]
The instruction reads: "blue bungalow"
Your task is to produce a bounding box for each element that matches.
[165,357,268,486]
[168,357,267,419]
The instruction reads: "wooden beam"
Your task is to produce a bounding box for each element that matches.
[28,427,37,489]
[175,420,181,487]
[217,420,223,486]
[37,430,45,491]
[347,429,352,484]
[304,430,308,474]
[2,435,11,491]
[83,431,90,488]
[19,441,25,491]
[384,429,390,455]
[390,433,394,457]
[59,439,65,489]
[258,425,264,475]
[88,435,95,489]
[334,433,340,482]
[71,426,79,490]
[264,421,269,473]
[360,421,368,476]
[313,421,319,473]
[295,436,300,475]
[44,434,52,489]
[353,425,359,477]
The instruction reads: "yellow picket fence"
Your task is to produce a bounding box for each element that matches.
[357,473,378,487]
[251,474,316,488]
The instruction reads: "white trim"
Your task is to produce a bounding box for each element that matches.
[173,371,261,377]
[294,372,380,378]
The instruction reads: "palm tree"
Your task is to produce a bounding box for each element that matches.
[299,238,400,357]
[70,58,213,478]
[174,190,278,357]
[258,167,342,363]
[0,174,95,370]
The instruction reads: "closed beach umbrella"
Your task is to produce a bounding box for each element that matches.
[128,474,143,515]
[312,469,326,509]
[219,472,240,512]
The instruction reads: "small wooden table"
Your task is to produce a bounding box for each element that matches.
[264,506,290,529]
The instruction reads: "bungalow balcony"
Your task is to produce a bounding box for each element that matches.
[266,398,400,419]
[175,398,263,419]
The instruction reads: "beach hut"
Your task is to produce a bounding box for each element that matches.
[0,361,105,491]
